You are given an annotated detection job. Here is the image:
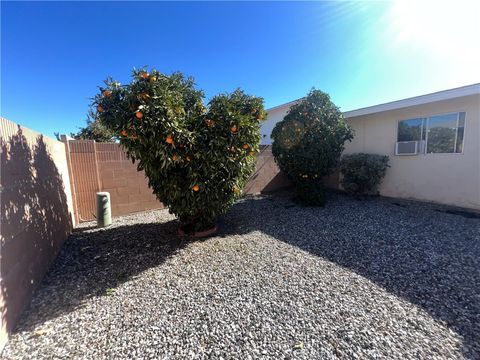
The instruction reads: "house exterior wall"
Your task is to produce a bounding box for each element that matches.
[261,106,290,145]
[0,118,74,350]
[343,94,480,210]
[261,92,480,210]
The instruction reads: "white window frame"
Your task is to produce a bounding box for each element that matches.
[396,111,467,155]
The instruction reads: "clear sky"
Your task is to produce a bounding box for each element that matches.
[2,1,479,138]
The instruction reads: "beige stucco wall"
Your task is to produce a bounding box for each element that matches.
[343,94,480,210]
[261,106,290,145]
[0,118,74,350]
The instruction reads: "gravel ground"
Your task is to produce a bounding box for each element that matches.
[3,192,480,359]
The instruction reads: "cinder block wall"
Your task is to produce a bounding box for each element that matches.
[0,118,74,350]
[95,143,161,217]
[67,142,295,222]
[66,140,163,222]
[244,145,292,194]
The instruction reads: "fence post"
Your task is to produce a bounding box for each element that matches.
[60,135,79,227]
[93,141,102,193]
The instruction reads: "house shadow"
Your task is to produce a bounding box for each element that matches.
[219,193,480,358]
[1,128,71,340]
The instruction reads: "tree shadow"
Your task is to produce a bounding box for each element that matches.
[259,172,292,194]
[220,193,480,358]
[1,128,71,340]
[5,180,479,358]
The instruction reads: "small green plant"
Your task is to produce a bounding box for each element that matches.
[93,69,266,232]
[340,153,390,197]
[105,288,115,296]
[271,89,354,205]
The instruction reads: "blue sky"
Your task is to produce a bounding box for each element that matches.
[2,1,479,137]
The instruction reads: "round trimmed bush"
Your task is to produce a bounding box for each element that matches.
[340,153,390,197]
[93,69,266,232]
[271,89,354,205]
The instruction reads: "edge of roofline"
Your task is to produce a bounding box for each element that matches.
[266,83,480,117]
[343,83,480,118]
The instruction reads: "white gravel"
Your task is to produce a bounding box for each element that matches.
[3,192,480,359]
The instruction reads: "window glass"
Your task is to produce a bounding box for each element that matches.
[426,113,458,153]
[396,112,466,155]
[397,118,424,142]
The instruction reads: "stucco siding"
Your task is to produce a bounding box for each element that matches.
[344,94,480,210]
[262,91,479,210]
[261,106,290,144]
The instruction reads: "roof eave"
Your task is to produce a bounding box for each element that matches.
[343,83,480,118]
[266,83,480,118]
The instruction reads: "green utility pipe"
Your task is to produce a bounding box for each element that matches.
[96,192,112,227]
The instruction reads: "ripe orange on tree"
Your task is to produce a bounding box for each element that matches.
[271,89,354,206]
[93,69,264,233]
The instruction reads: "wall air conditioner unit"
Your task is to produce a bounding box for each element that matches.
[395,141,418,155]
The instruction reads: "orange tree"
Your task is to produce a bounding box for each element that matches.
[93,69,265,232]
[271,89,354,205]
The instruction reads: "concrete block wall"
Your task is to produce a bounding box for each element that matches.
[244,146,292,194]
[95,143,161,217]
[66,140,163,222]
[67,142,296,223]
[0,118,74,350]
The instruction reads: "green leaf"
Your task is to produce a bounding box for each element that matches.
[90,68,264,231]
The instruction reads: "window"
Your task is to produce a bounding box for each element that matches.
[398,118,425,142]
[397,112,466,154]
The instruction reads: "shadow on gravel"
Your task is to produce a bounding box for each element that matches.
[12,192,480,359]
[221,192,480,359]
[13,219,186,332]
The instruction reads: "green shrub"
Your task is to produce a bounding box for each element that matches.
[271,89,354,205]
[93,69,266,232]
[340,153,390,196]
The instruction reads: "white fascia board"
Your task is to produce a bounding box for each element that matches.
[266,83,480,118]
[266,99,302,113]
[343,83,480,118]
